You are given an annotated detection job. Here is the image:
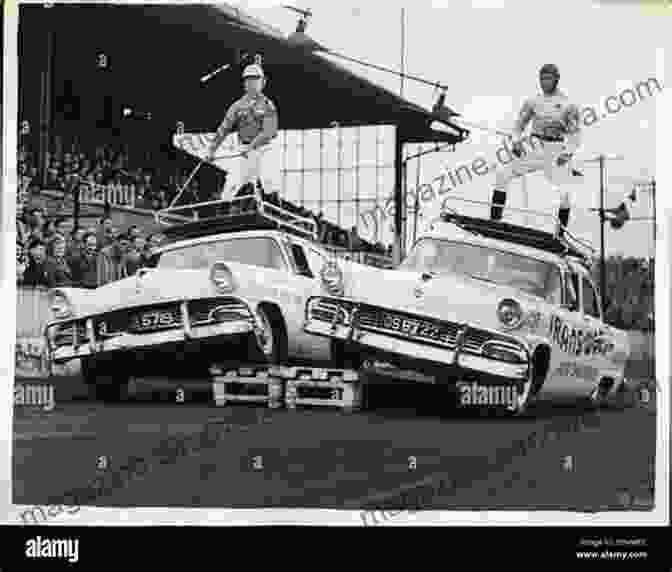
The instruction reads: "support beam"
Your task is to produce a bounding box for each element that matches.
[39,29,55,189]
[393,125,405,264]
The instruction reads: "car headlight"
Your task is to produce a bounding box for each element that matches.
[497,298,523,330]
[50,290,72,320]
[320,261,344,297]
[210,262,237,293]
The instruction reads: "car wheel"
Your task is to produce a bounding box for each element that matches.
[586,378,617,410]
[330,339,364,370]
[252,305,287,365]
[508,372,535,417]
[494,367,536,417]
[81,357,131,403]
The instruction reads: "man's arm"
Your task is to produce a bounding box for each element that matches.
[563,103,582,155]
[209,102,239,155]
[512,99,534,142]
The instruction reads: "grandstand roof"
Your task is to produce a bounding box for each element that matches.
[18,3,468,144]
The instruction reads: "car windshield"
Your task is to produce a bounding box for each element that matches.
[399,238,562,301]
[150,237,286,271]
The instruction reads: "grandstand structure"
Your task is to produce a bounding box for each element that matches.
[17,3,469,263]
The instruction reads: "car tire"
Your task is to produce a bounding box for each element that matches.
[81,357,131,403]
[586,378,615,411]
[252,304,287,365]
[330,339,364,371]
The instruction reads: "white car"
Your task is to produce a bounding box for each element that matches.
[303,212,631,416]
[44,200,375,401]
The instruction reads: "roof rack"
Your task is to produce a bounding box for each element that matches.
[438,197,595,263]
[156,194,318,242]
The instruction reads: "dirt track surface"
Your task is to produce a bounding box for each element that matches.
[12,379,656,518]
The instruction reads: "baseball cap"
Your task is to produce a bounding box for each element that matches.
[242,64,264,78]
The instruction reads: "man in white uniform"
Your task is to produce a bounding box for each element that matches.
[490,64,582,236]
[206,63,279,200]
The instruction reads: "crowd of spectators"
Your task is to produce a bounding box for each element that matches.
[18,136,221,212]
[17,210,165,289]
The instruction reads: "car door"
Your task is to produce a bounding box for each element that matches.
[542,266,587,399]
[282,240,332,361]
[576,270,612,392]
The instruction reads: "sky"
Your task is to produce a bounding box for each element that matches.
[238,0,668,257]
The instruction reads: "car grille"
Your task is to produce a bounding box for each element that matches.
[50,298,253,348]
[308,298,519,355]
[52,320,89,348]
[188,298,253,325]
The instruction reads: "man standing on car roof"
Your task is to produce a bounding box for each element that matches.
[206,62,279,201]
[490,64,582,236]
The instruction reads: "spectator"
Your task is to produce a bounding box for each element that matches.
[97,232,131,286]
[46,235,73,287]
[56,218,74,241]
[43,219,60,252]
[70,232,99,289]
[16,202,29,247]
[69,227,86,259]
[17,240,27,284]
[128,225,142,240]
[27,208,44,237]
[22,238,51,288]
[98,216,115,248]
[126,235,150,275]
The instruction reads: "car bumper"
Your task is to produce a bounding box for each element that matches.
[45,298,260,365]
[304,297,531,381]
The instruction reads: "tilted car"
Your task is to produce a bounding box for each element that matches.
[44,198,384,401]
[303,211,631,416]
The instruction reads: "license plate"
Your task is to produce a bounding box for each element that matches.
[383,314,441,339]
[418,323,441,339]
[130,309,179,331]
[383,314,419,335]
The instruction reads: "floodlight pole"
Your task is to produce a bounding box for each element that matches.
[599,154,606,317]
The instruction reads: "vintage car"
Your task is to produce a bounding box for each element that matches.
[44,197,385,401]
[303,211,631,415]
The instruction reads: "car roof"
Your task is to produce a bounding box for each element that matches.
[418,221,570,267]
[153,229,292,254]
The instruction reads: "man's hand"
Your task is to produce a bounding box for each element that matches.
[556,152,572,167]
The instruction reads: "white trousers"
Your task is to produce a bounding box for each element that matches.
[494,140,580,209]
[219,142,280,201]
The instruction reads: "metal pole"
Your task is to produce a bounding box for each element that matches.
[599,154,607,316]
[400,8,405,98]
[651,178,656,331]
[40,29,55,189]
[393,126,404,264]
[652,178,656,243]
[412,144,421,244]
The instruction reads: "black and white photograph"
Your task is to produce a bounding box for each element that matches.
[2,0,670,549]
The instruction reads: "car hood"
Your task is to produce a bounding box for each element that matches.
[54,268,217,319]
[344,266,543,330]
